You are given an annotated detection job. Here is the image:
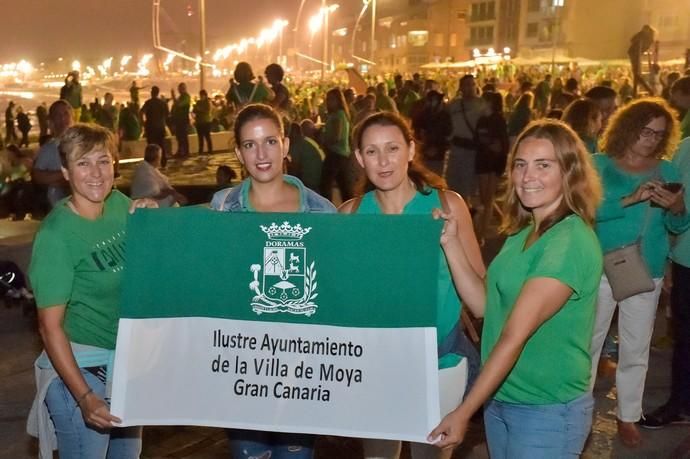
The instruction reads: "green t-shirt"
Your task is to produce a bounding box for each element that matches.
[481,215,603,404]
[29,191,131,349]
[323,109,350,157]
[593,153,690,277]
[289,137,325,191]
[171,93,191,122]
[681,109,690,141]
[229,81,271,107]
[118,108,141,141]
[356,189,462,354]
[193,98,213,124]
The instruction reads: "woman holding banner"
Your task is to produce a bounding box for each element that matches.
[429,119,603,458]
[339,111,485,459]
[210,104,335,458]
[28,124,154,458]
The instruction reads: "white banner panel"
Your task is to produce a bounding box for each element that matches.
[111,317,446,443]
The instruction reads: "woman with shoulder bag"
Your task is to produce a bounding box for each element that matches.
[589,97,690,447]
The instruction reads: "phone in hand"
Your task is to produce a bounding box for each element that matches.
[662,182,683,193]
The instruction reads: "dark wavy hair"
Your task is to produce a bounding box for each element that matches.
[233,104,283,145]
[500,119,602,236]
[352,111,446,195]
[599,97,680,159]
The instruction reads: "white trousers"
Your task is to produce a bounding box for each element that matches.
[589,275,664,422]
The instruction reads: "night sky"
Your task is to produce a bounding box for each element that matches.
[0,0,333,61]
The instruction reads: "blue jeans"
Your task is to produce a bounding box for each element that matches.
[44,369,142,459]
[226,429,315,459]
[484,392,593,459]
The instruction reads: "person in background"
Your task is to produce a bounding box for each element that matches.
[319,88,354,202]
[670,77,690,139]
[585,86,618,131]
[475,91,509,243]
[215,165,237,189]
[226,62,273,110]
[36,102,49,138]
[5,101,17,145]
[507,92,534,143]
[412,90,452,178]
[193,90,213,155]
[447,74,488,200]
[118,102,141,142]
[131,144,187,208]
[562,99,603,154]
[375,82,398,113]
[59,71,82,121]
[140,86,170,168]
[171,82,191,158]
[640,135,690,429]
[32,100,73,209]
[590,98,689,447]
[16,106,32,148]
[287,121,325,192]
[265,63,291,114]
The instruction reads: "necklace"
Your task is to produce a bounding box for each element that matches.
[67,199,103,219]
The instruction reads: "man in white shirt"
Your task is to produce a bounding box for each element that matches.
[130,144,187,207]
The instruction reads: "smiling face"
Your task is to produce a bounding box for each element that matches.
[629,116,667,159]
[511,137,564,223]
[62,148,114,212]
[235,117,289,185]
[355,124,415,192]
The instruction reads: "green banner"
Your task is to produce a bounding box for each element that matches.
[120,208,441,328]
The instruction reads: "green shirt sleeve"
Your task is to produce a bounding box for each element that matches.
[30,223,75,308]
[525,219,595,298]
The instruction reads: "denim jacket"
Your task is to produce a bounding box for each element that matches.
[210,175,336,213]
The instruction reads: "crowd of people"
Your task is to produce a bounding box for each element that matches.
[4,57,690,458]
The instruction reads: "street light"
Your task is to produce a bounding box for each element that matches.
[273,19,289,67]
[550,0,564,74]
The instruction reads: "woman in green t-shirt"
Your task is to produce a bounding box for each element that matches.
[319,87,355,202]
[430,120,603,459]
[29,124,156,458]
[340,111,485,459]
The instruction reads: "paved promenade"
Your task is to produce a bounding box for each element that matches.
[1,153,690,458]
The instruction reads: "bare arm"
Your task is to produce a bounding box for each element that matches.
[32,168,67,187]
[429,277,573,448]
[37,306,121,428]
[435,191,486,317]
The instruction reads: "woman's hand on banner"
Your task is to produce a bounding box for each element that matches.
[427,407,470,449]
[432,207,458,245]
[129,198,159,213]
[79,393,122,429]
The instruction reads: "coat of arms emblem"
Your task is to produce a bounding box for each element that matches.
[249,221,318,316]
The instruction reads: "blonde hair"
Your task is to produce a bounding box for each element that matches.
[500,119,602,235]
[58,123,117,167]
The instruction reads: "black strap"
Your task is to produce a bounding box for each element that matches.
[459,100,477,140]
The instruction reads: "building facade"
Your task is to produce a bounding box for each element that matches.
[326,0,690,74]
